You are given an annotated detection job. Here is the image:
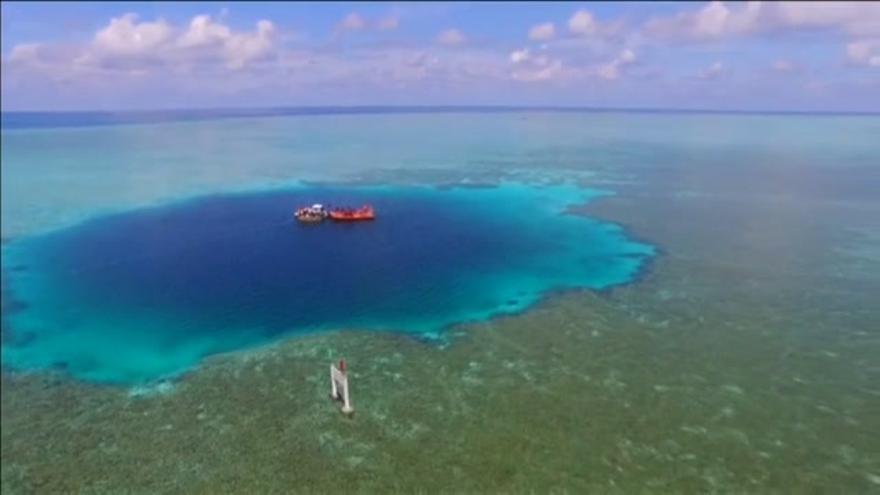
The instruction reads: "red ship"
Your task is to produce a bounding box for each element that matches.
[328,205,376,221]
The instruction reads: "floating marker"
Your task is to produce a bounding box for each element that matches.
[330,358,354,415]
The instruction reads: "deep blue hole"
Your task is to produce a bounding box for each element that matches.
[1,184,655,383]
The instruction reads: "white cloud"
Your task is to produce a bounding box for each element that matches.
[569,10,598,36]
[509,49,530,64]
[846,39,880,66]
[511,59,563,82]
[178,15,228,48]
[223,20,276,69]
[274,45,507,89]
[697,61,725,79]
[337,13,401,33]
[15,13,277,73]
[773,2,880,37]
[566,8,627,40]
[436,29,466,46]
[508,47,566,82]
[8,43,42,64]
[4,12,511,96]
[4,41,95,84]
[644,2,880,68]
[644,1,760,40]
[596,49,637,80]
[377,16,400,31]
[169,15,275,69]
[339,13,367,31]
[93,13,174,56]
[644,1,880,41]
[529,22,556,41]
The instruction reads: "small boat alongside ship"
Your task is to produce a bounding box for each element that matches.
[295,204,328,223]
[295,203,375,223]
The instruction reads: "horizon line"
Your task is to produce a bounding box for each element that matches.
[3,105,879,117]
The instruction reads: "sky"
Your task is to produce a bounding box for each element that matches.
[1,1,878,112]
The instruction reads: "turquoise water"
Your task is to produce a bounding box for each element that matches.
[4,112,877,241]
[2,110,879,492]
[2,110,877,385]
[1,182,654,383]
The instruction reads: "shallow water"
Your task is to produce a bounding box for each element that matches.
[2,110,879,492]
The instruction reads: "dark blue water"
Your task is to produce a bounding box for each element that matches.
[1,184,655,383]
[5,107,872,130]
[1,108,560,129]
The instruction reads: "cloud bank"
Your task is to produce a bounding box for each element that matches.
[2,3,877,111]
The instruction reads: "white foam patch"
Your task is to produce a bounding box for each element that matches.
[128,380,176,398]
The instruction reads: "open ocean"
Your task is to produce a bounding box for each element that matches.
[2,108,879,492]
